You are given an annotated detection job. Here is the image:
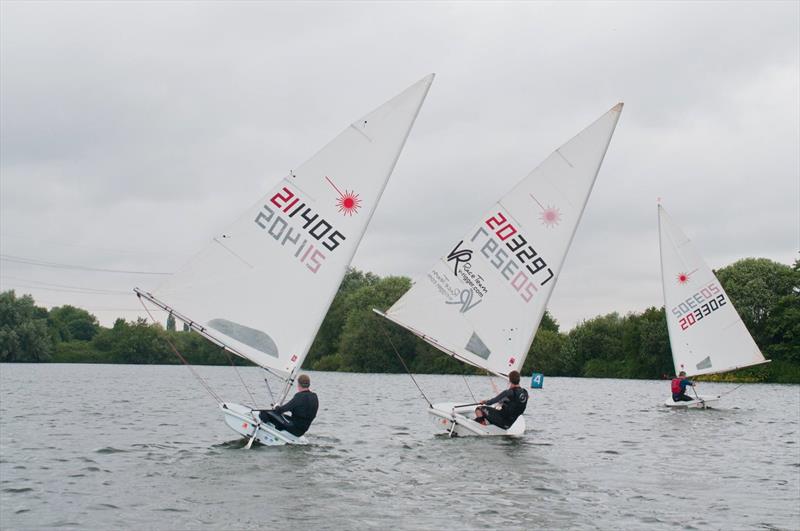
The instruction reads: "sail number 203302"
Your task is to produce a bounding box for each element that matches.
[677,294,727,331]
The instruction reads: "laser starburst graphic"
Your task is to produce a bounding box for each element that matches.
[336,191,362,216]
[540,206,562,227]
[325,176,362,216]
[676,269,697,284]
[529,193,561,228]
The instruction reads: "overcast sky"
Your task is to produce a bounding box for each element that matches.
[1,1,798,331]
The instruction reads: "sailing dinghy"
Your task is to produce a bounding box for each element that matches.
[376,103,623,436]
[136,74,435,445]
[658,205,769,408]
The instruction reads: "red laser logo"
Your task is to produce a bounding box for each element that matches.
[325,176,362,216]
[677,269,697,284]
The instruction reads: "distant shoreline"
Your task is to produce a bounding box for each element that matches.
[2,259,798,384]
[1,360,796,384]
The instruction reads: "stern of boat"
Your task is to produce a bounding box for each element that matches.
[220,402,308,446]
[428,402,525,437]
[663,395,721,409]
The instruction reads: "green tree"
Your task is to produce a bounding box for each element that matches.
[91,318,171,364]
[716,258,795,346]
[48,305,99,342]
[0,291,52,362]
[522,328,566,376]
[336,276,415,373]
[761,259,800,365]
[117,319,173,364]
[305,268,380,368]
[562,312,625,376]
[635,307,673,378]
[521,311,564,375]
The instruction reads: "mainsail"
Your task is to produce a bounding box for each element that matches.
[137,74,434,382]
[658,205,769,377]
[380,104,623,376]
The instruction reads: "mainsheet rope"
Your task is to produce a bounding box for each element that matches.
[378,320,432,408]
[138,295,224,404]
[219,347,258,406]
[719,382,747,396]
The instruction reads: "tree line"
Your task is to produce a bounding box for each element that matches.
[1,257,797,383]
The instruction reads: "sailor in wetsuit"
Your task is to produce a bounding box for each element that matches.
[257,374,319,437]
[671,371,695,402]
[474,370,528,429]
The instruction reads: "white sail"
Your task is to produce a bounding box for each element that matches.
[658,205,768,377]
[144,74,434,379]
[382,104,623,376]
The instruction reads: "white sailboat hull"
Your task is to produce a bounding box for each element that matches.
[220,402,308,446]
[663,395,720,409]
[428,402,526,437]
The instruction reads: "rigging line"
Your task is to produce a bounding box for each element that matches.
[461,373,477,403]
[489,372,499,394]
[137,296,224,404]
[263,372,276,406]
[220,346,258,407]
[0,284,128,296]
[0,235,170,257]
[0,275,130,294]
[378,319,432,408]
[0,254,171,275]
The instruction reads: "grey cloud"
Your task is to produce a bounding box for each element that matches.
[1,1,797,330]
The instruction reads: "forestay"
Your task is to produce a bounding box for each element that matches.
[381,104,623,376]
[658,205,769,377]
[144,75,435,379]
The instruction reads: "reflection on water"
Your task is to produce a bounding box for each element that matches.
[1,364,798,529]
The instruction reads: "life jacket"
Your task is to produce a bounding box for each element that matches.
[671,378,682,394]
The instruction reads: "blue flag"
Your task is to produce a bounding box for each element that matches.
[530,373,544,389]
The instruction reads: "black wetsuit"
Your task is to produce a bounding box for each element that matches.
[260,389,319,437]
[480,387,528,429]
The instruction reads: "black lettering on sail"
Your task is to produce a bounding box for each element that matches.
[446,240,472,276]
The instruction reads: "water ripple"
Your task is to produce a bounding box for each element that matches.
[1,366,798,530]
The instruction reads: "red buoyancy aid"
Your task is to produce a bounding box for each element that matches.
[671,378,682,394]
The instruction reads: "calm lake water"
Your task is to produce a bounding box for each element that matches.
[1,364,798,530]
